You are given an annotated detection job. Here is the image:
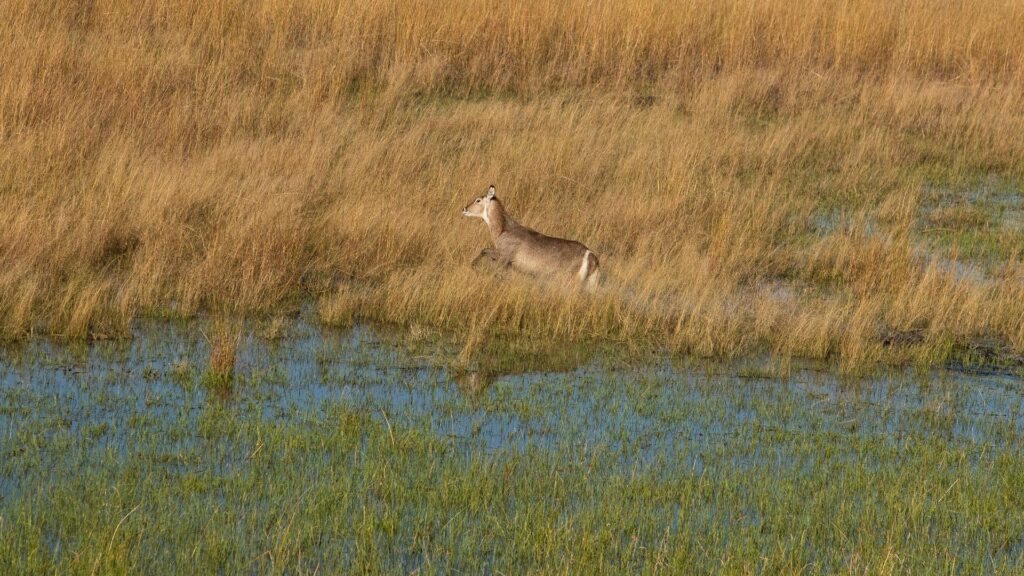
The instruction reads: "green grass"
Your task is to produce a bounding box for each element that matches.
[3,397,1022,574]
[1,322,1023,574]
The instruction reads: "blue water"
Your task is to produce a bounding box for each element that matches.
[2,318,1023,502]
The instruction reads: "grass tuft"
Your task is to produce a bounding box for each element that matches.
[200,320,240,393]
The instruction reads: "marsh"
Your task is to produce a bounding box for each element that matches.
[3,1,1024,573]
[2,317,1023,573]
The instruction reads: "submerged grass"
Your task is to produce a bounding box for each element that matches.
[1,322,1023,573]
[2,1,1024,371]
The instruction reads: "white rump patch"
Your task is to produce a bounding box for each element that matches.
[578,250,592,282]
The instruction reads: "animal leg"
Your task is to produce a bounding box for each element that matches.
[471,248,499,267]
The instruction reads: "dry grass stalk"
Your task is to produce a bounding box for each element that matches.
[203,320,241,389]
[2,1,1024,369]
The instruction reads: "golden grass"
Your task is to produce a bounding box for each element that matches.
[202,319,240,390]
[2,0,1024,370]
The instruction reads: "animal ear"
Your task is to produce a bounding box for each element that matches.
[486,185,496,199]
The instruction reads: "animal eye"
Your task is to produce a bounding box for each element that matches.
[475,199,480,203]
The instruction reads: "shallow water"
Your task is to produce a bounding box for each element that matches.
[2,318,1024,572]
[3,318,1023,495]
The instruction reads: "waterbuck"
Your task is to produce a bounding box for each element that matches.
[462,185,600,290]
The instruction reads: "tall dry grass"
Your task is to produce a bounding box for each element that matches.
[2,0,1024,369]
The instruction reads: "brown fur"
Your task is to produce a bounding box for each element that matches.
[463,187,600,289]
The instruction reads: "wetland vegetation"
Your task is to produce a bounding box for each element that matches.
[3,1,1024,573]
[2,318,1024,573]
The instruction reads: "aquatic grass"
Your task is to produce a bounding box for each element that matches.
[169,361,194,390]
[3,388,1023,573]
[3,322,1023,573]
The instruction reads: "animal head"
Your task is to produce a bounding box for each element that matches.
[462,184,497,222]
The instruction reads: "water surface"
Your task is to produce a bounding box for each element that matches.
[2,318,1023,573]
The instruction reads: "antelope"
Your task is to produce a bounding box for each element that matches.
[462,185,600,290]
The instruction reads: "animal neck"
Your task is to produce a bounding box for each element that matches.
[485,199,515,240]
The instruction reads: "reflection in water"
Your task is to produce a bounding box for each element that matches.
[454,371,492,397]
